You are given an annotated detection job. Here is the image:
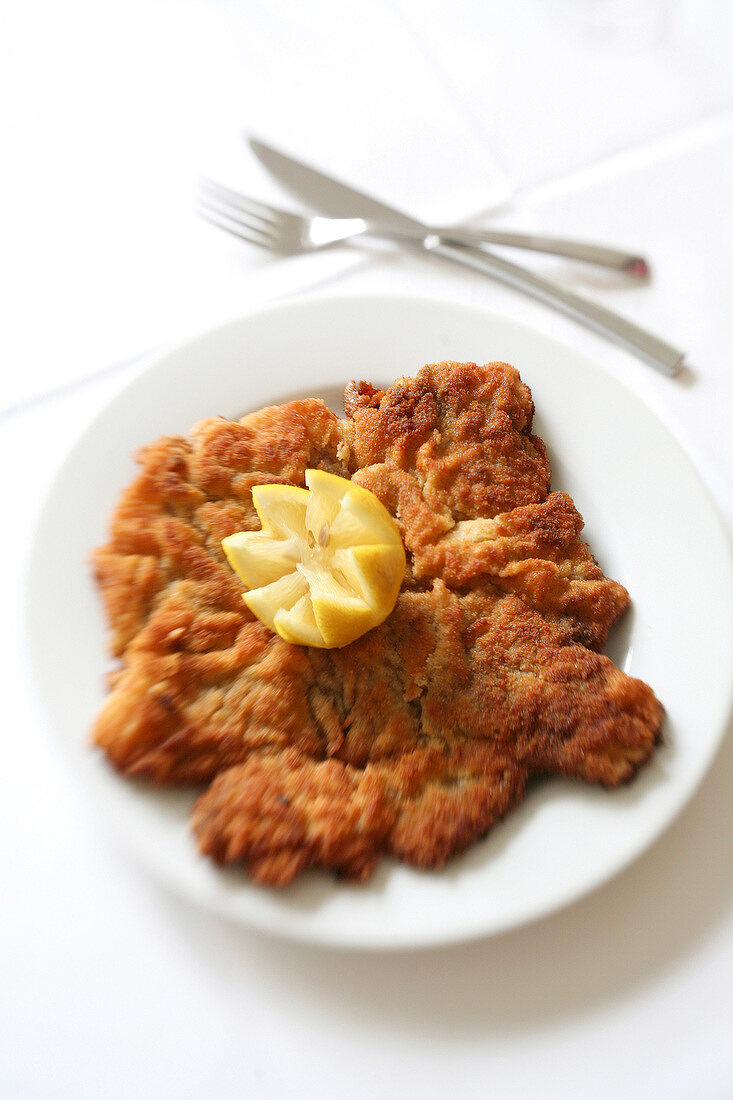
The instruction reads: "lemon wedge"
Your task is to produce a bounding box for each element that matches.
[222,470,406,648]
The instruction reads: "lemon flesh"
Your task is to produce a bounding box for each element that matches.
[222,470,406,648]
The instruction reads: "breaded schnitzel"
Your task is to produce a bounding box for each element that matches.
[92,361,663,884]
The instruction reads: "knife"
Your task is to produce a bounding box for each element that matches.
[250,138,647,275]
[249,136,683,376]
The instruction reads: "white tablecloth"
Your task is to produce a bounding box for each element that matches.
[2,2,732,1097]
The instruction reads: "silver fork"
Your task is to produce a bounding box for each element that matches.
[197,177,648,274]
[198,179,372,253]
[196,179,683,376]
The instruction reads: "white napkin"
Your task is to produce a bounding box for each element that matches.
[3,0,732,413]
[390,0,733,188]
[0,0,508,414]
[210,0,511,222]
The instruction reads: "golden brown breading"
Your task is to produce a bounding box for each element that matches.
[91,361,663,885]
[347,362,627,649]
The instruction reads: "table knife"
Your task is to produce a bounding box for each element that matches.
[248,137,683,376]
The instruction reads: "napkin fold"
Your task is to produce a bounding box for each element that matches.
[391,0,733,189]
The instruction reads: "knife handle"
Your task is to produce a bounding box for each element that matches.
[433,227,648,276]
[431,241,683,376]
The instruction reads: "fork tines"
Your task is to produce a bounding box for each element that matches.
[196,178,284,250]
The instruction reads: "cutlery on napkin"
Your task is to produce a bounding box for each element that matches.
[242,137,684,376]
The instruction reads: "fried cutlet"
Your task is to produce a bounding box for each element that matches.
[91,361,663,884]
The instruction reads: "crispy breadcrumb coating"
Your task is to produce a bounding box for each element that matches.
[92,362,663,884]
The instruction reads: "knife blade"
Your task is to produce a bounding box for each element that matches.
[248,137,683,375]
[249,137,428,234]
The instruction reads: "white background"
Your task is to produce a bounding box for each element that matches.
[1,1,732,1097]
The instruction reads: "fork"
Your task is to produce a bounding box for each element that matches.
[196,179,683,376]
[197,177,648,274]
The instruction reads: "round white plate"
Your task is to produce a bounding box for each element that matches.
[27,293,733,950]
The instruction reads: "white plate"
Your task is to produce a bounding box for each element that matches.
[27,293,733,950]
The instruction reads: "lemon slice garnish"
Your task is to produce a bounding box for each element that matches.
[222,470,406,648]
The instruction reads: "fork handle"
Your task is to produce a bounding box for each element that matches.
[430,241,683,376]
[433,227,648,275]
